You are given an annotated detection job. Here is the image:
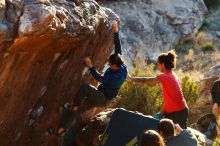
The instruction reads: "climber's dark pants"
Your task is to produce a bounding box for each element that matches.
[165,108,189,129]
[60,83,109,129]
[73,83,109,110]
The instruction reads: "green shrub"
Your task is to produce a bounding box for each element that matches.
[201,19,210,29]
[117,79,163,115]
[212,139,220,146]
[180,75,199,107]
[203,0,220,9]
[116,64,162,115]
[201,41,216,52]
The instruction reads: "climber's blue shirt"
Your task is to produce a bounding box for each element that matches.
[89,65,127,100]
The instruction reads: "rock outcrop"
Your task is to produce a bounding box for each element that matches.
[76,108,213,146]
[100,0,207,67]
[76,109,115,146]
[207,64,220,79]
[199,64,220,94]
[0,0,117,145]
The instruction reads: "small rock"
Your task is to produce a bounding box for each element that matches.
[216,31,220,38]
[36,106,44,117]
[63,102,70,109]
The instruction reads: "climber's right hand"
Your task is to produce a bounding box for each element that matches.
[112,20,119,32]
[84,57,93,68]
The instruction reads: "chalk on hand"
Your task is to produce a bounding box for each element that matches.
[82,67,89,76]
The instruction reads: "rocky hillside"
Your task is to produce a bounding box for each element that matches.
[100,0,207,67]
[178,6,220,125]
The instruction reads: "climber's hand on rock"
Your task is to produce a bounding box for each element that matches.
[84,57,93,68]
[112,20,119,32]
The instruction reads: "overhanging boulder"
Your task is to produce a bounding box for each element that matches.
[0,0,117,145]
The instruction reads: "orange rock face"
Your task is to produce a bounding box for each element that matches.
[0,0,117,145]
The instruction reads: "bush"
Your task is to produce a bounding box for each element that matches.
[201,19,210,29]
[201,41,216,52]
[116,64,162,115]
[116,66,200,116]
[180,75,199,107]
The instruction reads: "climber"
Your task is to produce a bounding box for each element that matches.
[57,20,127,135]
[72,20,127,111]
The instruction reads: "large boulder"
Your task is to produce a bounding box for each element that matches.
[76,109,114,146]
[206,64,220,79]
[99,0,207,67]
[0,0,118,145]
[199,64,220,95]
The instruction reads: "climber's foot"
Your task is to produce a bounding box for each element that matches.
[69,105,79,112]
[57,127,66,136]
